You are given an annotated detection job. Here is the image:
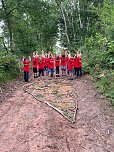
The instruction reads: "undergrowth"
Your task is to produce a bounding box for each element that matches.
[82,38,114,105]
[0,50,22,83]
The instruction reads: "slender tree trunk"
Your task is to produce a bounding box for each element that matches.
[8,19,14,50]
[0,36,8,52]
[70,2,76,41]
[77,0,83,29]
[1,0,14,50]
[60,2,70,44]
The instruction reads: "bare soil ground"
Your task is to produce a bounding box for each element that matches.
[0,75,114,152]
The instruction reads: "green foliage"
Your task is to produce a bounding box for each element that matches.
[82,0,114,103]
[95,71,114,104]
[83,34,114,103]
[1,0,59,52]
[0,50,22,83]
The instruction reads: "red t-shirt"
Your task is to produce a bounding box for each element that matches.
[55,58,60,67]
[45,58,49,67]
[74,56,78,68]
[23,59,30,72]
[32,57,38,68]
[77,56,82,68]
[65,56,69,66]
[38,57,45,70]
[48,58,55,69]
[61,57,67,66]
[68,58,73,71]
[43,58,46,67]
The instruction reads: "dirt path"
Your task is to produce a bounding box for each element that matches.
[0,76,114,152]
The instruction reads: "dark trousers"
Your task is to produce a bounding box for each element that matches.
[38,69,44,77]
[74,67,79,77]
[74,67,82,77]
[78,68,82,77]
[56,67,59,76]
[24,72,29,82]
[67,66,69,75]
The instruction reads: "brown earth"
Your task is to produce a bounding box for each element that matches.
[0,75,114,152]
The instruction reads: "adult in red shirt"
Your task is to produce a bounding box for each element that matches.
[22,56,31,82]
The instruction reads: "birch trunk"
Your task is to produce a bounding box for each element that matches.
[60,2,70,44]
[77,0,83,29]
[70,1,76,41]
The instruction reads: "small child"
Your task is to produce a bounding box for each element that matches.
[32,52,38,78]
[55,56,60,77]
[73,53,79,78]
[38,55,44,77]
[48,55,55,77]
[66,52,69,76]
[44,54,49,76]
[67,55,74,80]
[77,52,82,78]
[61,55,67,76]
[22,56,31,82]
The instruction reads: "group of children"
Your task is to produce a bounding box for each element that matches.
[22,51,82,82]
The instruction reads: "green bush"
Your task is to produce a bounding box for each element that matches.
[82,34,114,104]
[95,71,114,104]
[0,50,22,83]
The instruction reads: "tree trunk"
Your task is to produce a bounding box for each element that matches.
[77,0,83,29]
[60,2,70,44]
[1,0,14,50]
[0,36,8,52]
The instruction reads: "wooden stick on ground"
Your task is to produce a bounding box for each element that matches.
[23,87,77,123]
[73,100,78,123]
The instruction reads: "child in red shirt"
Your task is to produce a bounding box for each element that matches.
[48,55,55,77]
[55,56,60,77]
[66,54,69,75]
[77,53,82,78]
[32,52,38,78]
[44,54,49,76]
[38,56,44,77]
[22,56,31,82]
[61,55,67,76]
[73,53,79,78]
[67,56,74,79]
